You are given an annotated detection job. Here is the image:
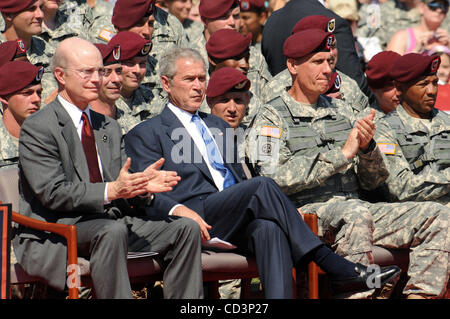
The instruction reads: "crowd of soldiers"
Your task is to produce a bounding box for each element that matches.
[0,0,449,299]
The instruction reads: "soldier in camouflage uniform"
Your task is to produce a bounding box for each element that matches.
[0,61,42,271]
[0,60,42,171]
[0,0,54,104]
[260,15,370,115]
[37,0,92,49]
[89,0,188,92]
[197,0,272,100]
[375,53,450,205]
[246,29,450,298]
[373,54,450,298]
[104,31,164,134]
[163,0,204,45]
[87,0,114,18]
[364,50,402,119]
[206,29,263,126]
[33,0,97,104]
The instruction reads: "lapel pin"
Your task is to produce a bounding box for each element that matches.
[102,135,108,142]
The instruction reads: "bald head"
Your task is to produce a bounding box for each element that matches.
[52,37,102,73]
[52,37,104,109]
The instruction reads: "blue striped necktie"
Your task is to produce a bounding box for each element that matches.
[191,114,236,189]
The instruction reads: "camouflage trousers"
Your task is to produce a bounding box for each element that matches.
[301,196,449,297]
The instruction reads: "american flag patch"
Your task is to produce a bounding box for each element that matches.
[98,29,115,42]
[261,126,282,138]
[377,143,396,155]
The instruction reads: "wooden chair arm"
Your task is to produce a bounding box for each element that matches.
[303,213,318,235]
[10,210,79,299]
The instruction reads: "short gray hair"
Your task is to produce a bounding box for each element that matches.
[159,47,206,79]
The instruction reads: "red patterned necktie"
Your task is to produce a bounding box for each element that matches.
[81,112,103,183]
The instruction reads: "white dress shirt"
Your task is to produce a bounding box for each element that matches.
[58,95,109,203]
[167,103,225,191]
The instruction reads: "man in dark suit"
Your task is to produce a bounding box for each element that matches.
[13,37,203,299]
[124,47,401,298]
[261,0,374,104]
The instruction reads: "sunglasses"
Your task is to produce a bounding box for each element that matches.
[427,1,449,13]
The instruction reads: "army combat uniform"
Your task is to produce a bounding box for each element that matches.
[0,34,54,104]
[0,120,18,170]
[246,90,450,297]
[89,6,188,91]
[115,86,166,135]
[260,68,370,115]
[375,104,450,205]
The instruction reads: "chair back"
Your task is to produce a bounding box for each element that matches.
[0,204,12,299]
[0,167,19,212]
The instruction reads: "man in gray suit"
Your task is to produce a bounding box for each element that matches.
[13,37,204,299]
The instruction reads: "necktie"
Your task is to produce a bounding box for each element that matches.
[191,114,236,189]
[81,112,103,183]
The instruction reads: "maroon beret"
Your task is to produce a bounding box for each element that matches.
[94,43,122,65]
[366,51,401,89]
[0,0,37,13]
[0,61,43,96]
[199,0,239,19]
[390,53,441,83]
[207,67,251,98]
[0,39,27,67]
[284,29,334,59]
[112,0,155,29]
[292,15,336,34]
[325,72,341,94]
[240,0,268,11]
[108,31,152,60]
[206,29,251,60]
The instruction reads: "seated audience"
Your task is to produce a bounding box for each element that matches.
[246,27,448,299]
[13,37,202,299]
[124,46,401,299]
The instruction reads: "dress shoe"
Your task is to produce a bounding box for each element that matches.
[329,263,401,295]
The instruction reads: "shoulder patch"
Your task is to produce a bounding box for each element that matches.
[261,126,282,139]
[377,143,396,155]
[98,29,115,43]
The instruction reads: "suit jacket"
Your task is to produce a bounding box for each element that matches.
[125,106,247,218]
[261,0,375,104]
[13,98,134,290]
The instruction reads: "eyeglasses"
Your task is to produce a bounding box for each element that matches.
[427,1,449,13]
[63,67,106,79]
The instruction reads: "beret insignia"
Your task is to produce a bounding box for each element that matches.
[327,19,335,33]
[141,42,152,55]
[113,45,121,60]
[36,67,44,82]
